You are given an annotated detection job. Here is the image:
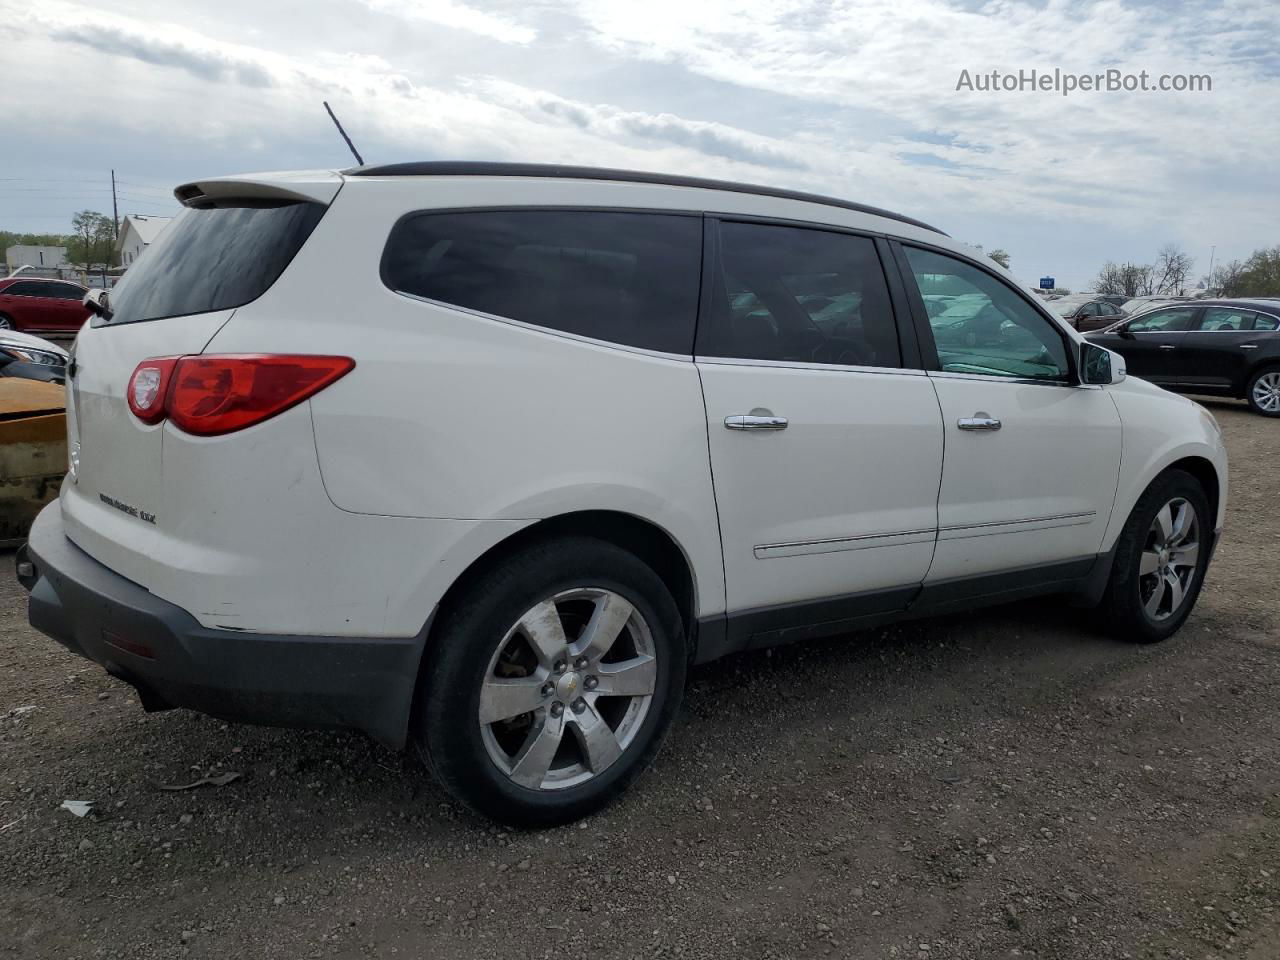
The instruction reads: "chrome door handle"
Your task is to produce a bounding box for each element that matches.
[1240,344,1259,349]
[957,416,1001,431]
[725,415,788,431]
[1158,344,1177,350]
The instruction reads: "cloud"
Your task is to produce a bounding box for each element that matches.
[51,23,276,87]
[3,0,1280,288]
[488,82,810,170]
[356,0,536,44]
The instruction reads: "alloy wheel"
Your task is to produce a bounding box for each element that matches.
[0,317,11,330]
[1252,372,1280,413]
[1139,497,1200,622]
[478,587,658,791]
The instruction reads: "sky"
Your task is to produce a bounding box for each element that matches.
[1,0,1277,290]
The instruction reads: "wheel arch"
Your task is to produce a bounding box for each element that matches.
[1165,455,1220,526]
[425,509,701,660]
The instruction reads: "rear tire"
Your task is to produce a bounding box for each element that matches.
[416,536,686,827]
[1245,366,1280,417]
[1100,469,1211,643]
[0,314,13,330]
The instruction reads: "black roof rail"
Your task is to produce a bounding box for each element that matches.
[343,161,946,236]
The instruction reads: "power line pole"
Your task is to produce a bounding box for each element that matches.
[110,169,119,242]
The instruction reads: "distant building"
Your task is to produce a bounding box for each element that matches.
[5,245,70,276]
[116,214,173,267]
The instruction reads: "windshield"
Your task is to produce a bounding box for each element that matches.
[104,201,325,325]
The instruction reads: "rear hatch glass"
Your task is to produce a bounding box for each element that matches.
[101,201,325,327]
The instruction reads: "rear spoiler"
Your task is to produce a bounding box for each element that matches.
[173,170,343,208]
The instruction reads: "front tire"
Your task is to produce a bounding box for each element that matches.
[1246,367,1280,417]
[1100,469,1211,643]
[0,314,13,331]
[417,536,686,826]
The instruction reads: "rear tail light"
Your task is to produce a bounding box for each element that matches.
[126,354,354,435]
[127,357,178,423]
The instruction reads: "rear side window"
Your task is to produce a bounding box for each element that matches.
[104,202,325,326]
[697,221,901,368]
[48,283,86,301]
[382,210,702,354]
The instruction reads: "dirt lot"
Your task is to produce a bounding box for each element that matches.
[2,398,1279,960]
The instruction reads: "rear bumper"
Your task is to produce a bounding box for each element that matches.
[18,501,427,749]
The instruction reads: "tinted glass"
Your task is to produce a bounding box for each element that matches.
[48,283,85,301]
[1127,307,1195,332]
[383,210,701,354]
[5,281,43,297]
[1253,313,1280,331]
[698,222,899,367]
[105,202,325,326]
[1200,307,1258,331]
[904,246,1070,380]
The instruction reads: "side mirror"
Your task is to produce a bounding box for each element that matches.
[1081,342,1126,385]
[83,288,112,320]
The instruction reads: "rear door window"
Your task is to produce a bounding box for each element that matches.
[697,221,901,368]
[104,201,326,326]
[382,210,702,354]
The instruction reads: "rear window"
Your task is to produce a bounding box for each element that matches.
[381,210,703,354]
[103,201,325,325]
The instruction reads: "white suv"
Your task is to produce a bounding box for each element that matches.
[18,163,1227,825]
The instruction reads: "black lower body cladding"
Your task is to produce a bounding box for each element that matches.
[18,502,428,749]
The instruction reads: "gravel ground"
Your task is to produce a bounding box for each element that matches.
[3,398,1279,960]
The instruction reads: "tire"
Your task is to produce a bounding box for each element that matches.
[0,314,13,330]
[416,536,687,827]
[1245,366,1280,417]
[1100,469,1212,643]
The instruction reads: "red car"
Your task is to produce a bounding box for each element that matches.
[0,277,92,333]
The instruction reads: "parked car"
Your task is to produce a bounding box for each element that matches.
[0,277,91,332]
[1050,297,1127,332]
[1088,299,1280,415]
[1120,295,1185,316]
[18,163,1227,825]
[0,330,68,384]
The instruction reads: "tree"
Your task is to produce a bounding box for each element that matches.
[1236,246,1280,297]
[987,249,1010,269]
[1209,260,1247,297]
[1094,261,1154,298]
[68,210,117,267]
[1151,243,1194,295]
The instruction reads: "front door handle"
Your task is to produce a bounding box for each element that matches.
[1240,344,1259,350]
[1158,344,1177,350]
[725,415,788,431]
[957,415,1001,431]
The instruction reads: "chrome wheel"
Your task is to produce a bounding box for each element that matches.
[1251,371,1280,413]
[1139,497,1201,622]
[478,587,657,791]
[0,316,11,330]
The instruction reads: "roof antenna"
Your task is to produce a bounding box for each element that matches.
[323,101,364,167]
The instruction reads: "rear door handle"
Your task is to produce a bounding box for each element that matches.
[724,415,788,431]
[1240,344,1259,349]
[1158,344,1177,350]
[958,416,1001,431]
